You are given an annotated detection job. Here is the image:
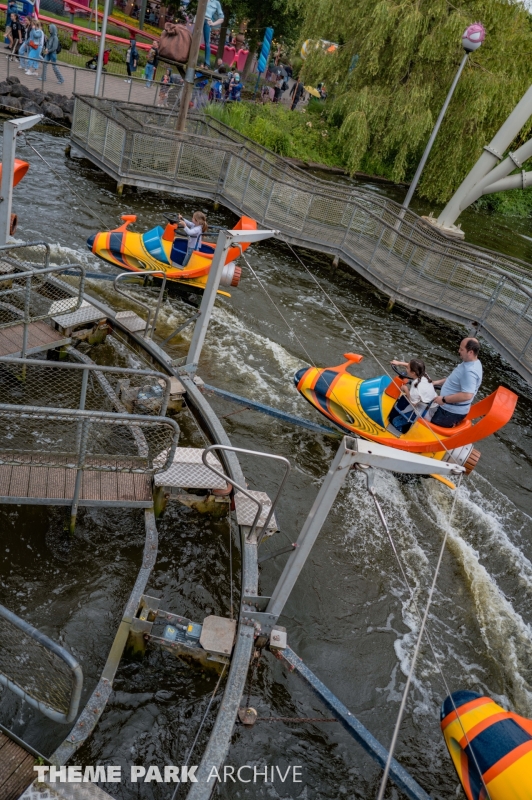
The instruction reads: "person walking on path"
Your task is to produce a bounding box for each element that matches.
[26,20,44,76]
[7,13,23,61]
[202,0,224,69]
[124,38,138,83]
[290,77,304,110]
[144,44,157,87]
[4,0,16,48]
[41,24,64,85]
[17,16,31,69]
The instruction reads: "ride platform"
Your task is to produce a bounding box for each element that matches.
[0,731,35,800]
[0,454,152,508]
[0,321,71,358]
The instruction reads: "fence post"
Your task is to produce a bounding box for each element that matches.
[70,418,90,534]
[21,275,32,361]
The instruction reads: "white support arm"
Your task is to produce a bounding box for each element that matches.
[0,115,43,247]
[185,228,278,370]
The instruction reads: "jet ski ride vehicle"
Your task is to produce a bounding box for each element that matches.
[294,353,517,474]
[441,690,532,799]
[87,215,257,294]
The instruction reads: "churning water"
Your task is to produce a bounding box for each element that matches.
[0,128,531,799]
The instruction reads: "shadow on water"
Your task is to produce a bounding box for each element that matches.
[0,129,531,798]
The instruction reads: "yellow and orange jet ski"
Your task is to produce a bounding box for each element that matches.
[441,690,532,799]
[294,353,517,474]
[87,215,257,293]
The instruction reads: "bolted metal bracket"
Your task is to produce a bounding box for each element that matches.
[241,595,278,634]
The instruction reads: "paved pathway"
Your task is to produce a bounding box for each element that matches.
[0,51,161,106]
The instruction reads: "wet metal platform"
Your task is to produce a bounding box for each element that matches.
[0,732,35,800]
[0,321,71,358]
[0,454,153,507]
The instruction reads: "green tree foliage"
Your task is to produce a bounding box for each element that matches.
[295,0,532,203]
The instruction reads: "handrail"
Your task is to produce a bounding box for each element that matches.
[201,444,290,544]
[0,603,83,724]
[0,240,51,268]
[73,95,532,386]
[0,355,172,416]
[113,270,167,338]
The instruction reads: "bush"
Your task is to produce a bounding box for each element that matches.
[206,102,343,167]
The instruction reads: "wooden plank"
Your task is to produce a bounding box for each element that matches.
[100,470,119,502]
[82,470,101,501]
[117,472,136,502]
[27,466,48,499]
[0,738,27,783]
[133,472,152,502]
[64,469,76,500]
[46,467,66,499]
[8,465,30,498]
[1,752,35,800]
[0,732,9,751]
[0,465,13,495]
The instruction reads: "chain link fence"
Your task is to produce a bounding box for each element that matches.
[71,95,532,386]
[0,355,172,416]
[0,603,83,723]
[0,405,178,473]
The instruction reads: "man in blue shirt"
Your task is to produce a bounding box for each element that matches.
[430,338,483,428]
[202,0,224,69]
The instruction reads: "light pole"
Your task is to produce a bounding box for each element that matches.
[94,0,112,96]
[401,23,485,211]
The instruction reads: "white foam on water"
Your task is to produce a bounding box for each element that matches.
[424,480,532,715]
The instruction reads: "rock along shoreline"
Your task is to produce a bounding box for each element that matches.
[0,76,73,126]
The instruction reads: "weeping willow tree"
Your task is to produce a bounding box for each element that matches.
[294,0,532,203]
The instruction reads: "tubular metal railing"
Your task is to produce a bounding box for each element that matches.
[201,444,290,545]
[0,355,172,416]
[113,271,167,339]
[71,95,532,388]
[0,261,86,358]
[0,603,83,724]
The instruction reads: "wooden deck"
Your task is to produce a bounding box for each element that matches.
[0,454,152,507]
[0,732,35,800]
[0,321,71,358]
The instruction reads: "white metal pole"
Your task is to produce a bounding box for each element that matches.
[0,115,43,247]
[94,0,111,97]
[266,436,464,621]
[402,53,468,211]
[267,438,357,619]
[185,228,278,370]
[186,230,232,369]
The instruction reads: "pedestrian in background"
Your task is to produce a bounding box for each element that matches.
[124,38,138,83]
[26,20,44,76]
[202,0,224,68]
[158,66,171,106]
[4,0,16,48]
[41,23,64,85]
[290,77,304,111]
[144,44,157,87]
[7,13,23,60]
[17,16,32,70]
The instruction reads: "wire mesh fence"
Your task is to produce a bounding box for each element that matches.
[0,603,82,723]
[0,356,172,416]
[71,94,532,385]
[0,405,179,474]
[0,261,86,332]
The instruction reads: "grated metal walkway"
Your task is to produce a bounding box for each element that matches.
[70,97,532,389]
[0,454,152,507]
